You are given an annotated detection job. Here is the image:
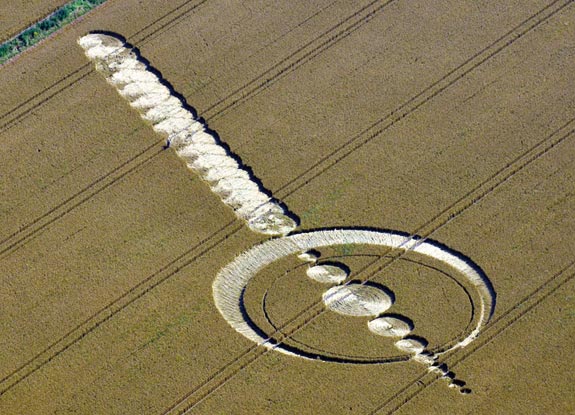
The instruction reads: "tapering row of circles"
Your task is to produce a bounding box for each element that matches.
[298,251,427,355]
[298,250,470,393]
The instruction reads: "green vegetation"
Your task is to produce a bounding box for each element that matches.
[0,0,107,65]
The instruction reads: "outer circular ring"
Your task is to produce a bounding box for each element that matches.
[212,229,494,363]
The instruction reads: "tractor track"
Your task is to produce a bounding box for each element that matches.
[0,1,571,411]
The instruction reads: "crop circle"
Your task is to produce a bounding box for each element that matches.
[212,229,494,363]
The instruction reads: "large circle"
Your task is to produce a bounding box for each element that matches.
[212,229,494,363]
[260,254,474,362]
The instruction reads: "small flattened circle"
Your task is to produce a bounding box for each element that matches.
[395,337,427,354]
[307,264,348,284]
[298,250,320,263]
[368,316,413,337]
[322,283,393,317]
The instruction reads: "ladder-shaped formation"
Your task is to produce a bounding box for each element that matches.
[78,33,297,236]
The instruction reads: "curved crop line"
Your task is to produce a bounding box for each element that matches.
[1,0,565,406]
[260,255,477,361]
[369,263,575,415]
[78,33,296,236]
[0,0,394,389]
[168,123,575,415]
[212,229,494,360]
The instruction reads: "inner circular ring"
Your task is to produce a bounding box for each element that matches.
[212,229,495,364]
[261,255,476,362]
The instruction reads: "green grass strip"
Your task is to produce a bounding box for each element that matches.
[0,0,107,65]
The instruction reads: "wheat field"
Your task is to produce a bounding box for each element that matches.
[1,1,574,414]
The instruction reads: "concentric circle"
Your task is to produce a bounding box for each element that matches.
[212,229,494,363]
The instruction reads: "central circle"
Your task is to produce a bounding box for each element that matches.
[322,283,393,317]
